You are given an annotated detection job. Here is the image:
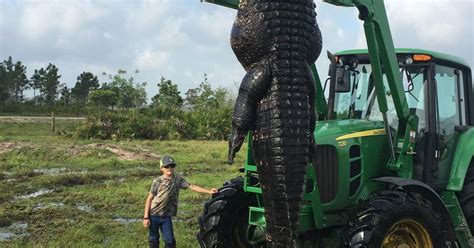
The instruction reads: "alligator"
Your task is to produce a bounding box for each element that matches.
[227,0,322,247]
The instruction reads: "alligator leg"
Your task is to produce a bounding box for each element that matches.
[228,60,271,164]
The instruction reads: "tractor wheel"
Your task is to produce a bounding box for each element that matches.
[197,177,264,248]
[347,190,456,248]
[457,163,474,234]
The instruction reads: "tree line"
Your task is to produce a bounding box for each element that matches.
[1,56,236,140]
[0,56,147,109]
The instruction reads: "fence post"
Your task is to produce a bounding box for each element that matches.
[51,112,55,133]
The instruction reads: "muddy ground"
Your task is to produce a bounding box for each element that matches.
[0,120,242,247]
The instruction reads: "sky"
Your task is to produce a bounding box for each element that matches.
[0,0,473,102]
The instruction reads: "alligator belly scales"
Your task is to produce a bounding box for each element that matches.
[227,0,322,247]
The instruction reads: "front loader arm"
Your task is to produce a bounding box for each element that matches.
[325,0,416,176]
[201,0,238,9]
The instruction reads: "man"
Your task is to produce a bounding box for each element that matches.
[143,155,218,248]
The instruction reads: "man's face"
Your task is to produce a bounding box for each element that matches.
[161,164,176,176]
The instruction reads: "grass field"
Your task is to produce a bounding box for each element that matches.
[0,117,247,247]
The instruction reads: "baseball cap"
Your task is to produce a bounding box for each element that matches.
[160,155,176,168]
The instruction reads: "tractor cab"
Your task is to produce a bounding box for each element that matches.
[325,49,473,187]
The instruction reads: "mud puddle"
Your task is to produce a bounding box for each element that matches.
[32,167,89,176]
[32,202,92,213]
[76,203,93,213]
[33,167,67,175]
[14,189,54,200]
[33,202,65,211]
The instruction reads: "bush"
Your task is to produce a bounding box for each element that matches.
[75,79,235,141]
[75,105,232,141]
[76,111,158,140]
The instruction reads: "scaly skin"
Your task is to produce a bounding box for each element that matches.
[227,0,322,247]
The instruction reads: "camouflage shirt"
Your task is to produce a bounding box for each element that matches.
[149,174,190,216]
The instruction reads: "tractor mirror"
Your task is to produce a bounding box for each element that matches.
[335,68,351,92]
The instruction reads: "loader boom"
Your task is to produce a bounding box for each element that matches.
[325,0,416,176]
[201,0,238,9]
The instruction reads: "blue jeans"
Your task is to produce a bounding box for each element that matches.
[149,215,175,246]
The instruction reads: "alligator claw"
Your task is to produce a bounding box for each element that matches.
[227,131,245,165]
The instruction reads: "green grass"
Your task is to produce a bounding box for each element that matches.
[0,118,247,247]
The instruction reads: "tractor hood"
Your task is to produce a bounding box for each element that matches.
[314,119,386,145]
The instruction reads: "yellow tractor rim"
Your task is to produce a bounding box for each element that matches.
[382,218,433,248]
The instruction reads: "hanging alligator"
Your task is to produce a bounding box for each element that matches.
[226,0,322,247]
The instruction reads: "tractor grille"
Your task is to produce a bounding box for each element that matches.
[312,145,338,203]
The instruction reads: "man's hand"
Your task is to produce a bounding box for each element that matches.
[189,185,219,195]
[143,218,150,228]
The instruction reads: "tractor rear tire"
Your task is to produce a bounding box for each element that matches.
[197,177,260,248]
[457,162,474,234]
[346,190,456,247]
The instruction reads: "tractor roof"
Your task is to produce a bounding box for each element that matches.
[335,48,470,68]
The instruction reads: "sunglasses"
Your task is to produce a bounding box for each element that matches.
[163,164,176,169]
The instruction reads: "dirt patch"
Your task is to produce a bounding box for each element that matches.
[86,144,160,161]
[0,116,86,123]
[0,141,159,161]
[0,142,20,155]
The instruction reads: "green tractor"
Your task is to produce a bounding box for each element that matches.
[197,0,474,247]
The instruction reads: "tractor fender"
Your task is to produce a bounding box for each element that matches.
[372,177,452,224]
[448,128,474,191]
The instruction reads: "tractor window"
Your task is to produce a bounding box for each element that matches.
[404,66,427,132]
[365,65,427,132]
[458,70,466,125]
[435,65,463,136]
[333,64,372,119]
[333,63,428,132]
[365,75,397,127]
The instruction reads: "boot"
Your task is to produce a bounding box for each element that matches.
[149,240,159,248]
[164,240,176,248]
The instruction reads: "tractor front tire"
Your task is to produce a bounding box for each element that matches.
[347,190,456,248]
[457,163,474,234]
[197,177,259,248]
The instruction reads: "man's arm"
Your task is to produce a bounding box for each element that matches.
[143,192,154,228]
[188,184,218,195]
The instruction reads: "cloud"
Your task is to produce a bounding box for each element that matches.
[19,0,105,41]
[1,0,471,102]
[134,49,169,71]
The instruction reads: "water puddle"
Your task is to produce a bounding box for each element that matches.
[32,168,89,176]
[33,167,67,175]
[113,217,141,224]
[76,203,93,213]
[14,189,54,200]
[33,202,65,211]
[0,222,28,241]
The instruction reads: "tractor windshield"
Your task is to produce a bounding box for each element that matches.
[332,61,427,131]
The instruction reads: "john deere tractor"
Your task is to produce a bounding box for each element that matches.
[197,0,474,247]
